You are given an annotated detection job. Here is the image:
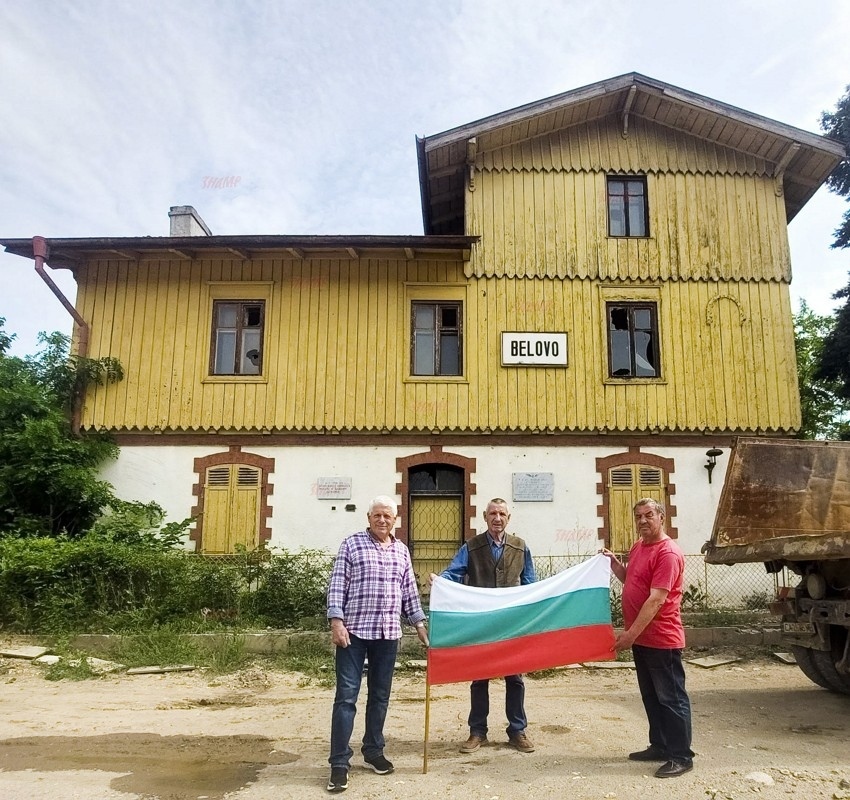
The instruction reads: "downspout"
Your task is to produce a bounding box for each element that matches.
[32,235,89,433]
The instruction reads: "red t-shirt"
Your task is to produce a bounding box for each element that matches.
[622,536,686,649]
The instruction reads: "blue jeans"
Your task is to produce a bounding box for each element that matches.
[632,644,694,762]
[329,634,399,768]
[468,674,527,737]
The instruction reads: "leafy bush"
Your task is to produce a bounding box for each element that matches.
[682,581,708,611]
[0,538,332,634]
[252,549,333,628]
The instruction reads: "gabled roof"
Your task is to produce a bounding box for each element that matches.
[417,72,846,234]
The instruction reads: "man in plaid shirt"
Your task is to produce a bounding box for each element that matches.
[326,495,429,793]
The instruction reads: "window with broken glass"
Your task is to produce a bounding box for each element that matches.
[607,302,659,378]
[210,300,265,375]
[411,301,462,376]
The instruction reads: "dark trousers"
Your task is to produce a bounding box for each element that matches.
[468,674,527,737]
[632,644,694,762]
[329,634,399,768]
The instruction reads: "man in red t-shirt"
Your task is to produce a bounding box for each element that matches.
[603,498,694,779]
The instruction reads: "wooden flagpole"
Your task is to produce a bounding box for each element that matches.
[422,680,431,775]
[423,669,431,773]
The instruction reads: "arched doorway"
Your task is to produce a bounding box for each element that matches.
[408,464,465,590]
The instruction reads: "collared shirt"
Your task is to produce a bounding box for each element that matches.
[327,529,427,640]
[440,531,537,585]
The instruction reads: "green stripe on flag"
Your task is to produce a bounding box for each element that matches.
[429,586,611,648]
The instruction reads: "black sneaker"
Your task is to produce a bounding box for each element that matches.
[327,767,348,792]
[364,754,394,774]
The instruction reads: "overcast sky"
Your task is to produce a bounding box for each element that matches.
[1,1,848,355]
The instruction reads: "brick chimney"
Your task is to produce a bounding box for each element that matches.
[168,206,212,236]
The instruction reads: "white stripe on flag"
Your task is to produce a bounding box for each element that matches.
[429,552,610,614]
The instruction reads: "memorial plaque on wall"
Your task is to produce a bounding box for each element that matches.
[512,472,554,502]
[317,477,352,500]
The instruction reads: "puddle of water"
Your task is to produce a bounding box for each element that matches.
[0,733,298,799]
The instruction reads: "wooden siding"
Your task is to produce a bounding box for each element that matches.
[77,257,799,435]
[469,117,789,282]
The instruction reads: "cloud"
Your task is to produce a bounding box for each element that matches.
[1,0,849,354]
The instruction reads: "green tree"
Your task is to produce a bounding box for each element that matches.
[0,320,124,536]
[820,82,850,249]
[816,85,850,403]
[794,301,850,439]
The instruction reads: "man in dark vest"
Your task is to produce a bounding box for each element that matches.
[430,497,537,753]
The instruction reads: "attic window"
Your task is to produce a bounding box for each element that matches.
[607,176,648,237]
[210,300,265,375]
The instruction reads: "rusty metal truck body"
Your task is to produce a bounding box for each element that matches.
[703,437,850,693]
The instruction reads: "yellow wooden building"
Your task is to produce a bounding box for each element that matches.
[2,74,844,578]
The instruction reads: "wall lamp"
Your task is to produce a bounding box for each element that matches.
[705,448,723,483]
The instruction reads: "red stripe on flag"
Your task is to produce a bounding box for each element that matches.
[427,624,616,685]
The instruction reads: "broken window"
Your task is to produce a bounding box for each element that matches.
[607,302,659,378]
[411,301,463,376]
[210,300,265,375]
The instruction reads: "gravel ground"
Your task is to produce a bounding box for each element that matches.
[0,646,848,799]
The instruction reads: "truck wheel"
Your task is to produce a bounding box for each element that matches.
[810,646,850,694]
[789,645,835,691]
[815,627,850,694]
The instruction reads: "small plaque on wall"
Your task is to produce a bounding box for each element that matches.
[317,477,352,500]
[512,472,554,502]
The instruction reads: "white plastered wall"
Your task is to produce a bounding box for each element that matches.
[100,443,730,557]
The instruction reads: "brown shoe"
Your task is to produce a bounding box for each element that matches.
[460,734,487,753]
[508,731,535,753]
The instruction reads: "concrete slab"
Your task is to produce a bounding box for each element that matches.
[583,660,635,669]
[687,656,741,668]
[773,651,797,664]
[0,646,49,659]
[126,665,196,675]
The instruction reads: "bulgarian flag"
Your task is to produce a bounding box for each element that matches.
[427,553,615,685]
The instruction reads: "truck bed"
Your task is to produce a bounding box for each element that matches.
[703,438,850,565]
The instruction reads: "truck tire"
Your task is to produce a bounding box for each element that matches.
[791,629,850,694]
[789,645,836,691]
[810,647,850,694]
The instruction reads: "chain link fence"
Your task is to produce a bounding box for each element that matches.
[534,553,790,611]
[199,551,791,613]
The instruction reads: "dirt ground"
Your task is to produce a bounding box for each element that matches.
[1,645,849,800]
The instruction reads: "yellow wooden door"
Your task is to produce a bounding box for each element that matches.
[410,496,462,593]
[202,464,261,553]
[608,465,664,553]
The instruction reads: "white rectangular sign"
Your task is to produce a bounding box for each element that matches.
[317,477,352,500]
[501,332,568,366]
[512,472,555,502]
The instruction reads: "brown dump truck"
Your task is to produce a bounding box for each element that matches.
[703,437,850,693]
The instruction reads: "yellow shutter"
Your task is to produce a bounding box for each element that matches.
[609,467,635,553]
[608,464,666,553]
[202,464,261,553]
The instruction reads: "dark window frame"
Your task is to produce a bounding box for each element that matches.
[607,175,649,237]
[209,299,266,376]
[410,300,463,376]
[606,301,660,379]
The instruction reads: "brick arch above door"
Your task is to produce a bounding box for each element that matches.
[395,445,477,545]
[190,445,275,551]
[595,446,677,546]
